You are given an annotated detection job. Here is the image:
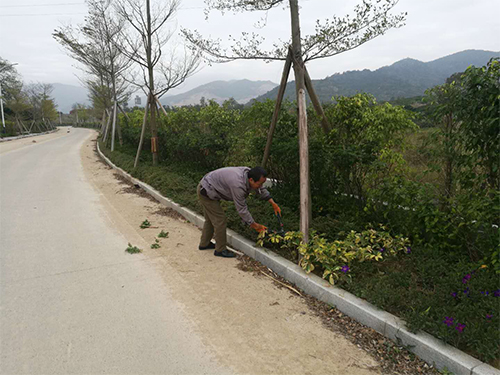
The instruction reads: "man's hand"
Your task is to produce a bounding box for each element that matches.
[270,200,281,216]
[250,222,268,233]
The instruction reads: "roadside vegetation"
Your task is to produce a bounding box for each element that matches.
[0,58,60,137]
[99,59,500,366]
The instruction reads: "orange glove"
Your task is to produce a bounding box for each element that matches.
[272,202,281,216]
[251,223,268,233]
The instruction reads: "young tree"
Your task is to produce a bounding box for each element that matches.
[115,0,200,166]
[424,79,463,198]
[182,0,406,241]
[25,83,58,131]
[458,58,500,190]
[0,58,21,101]
[5,82,31,134]
[54,0,132,150]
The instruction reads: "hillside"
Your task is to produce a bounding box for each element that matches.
[160,79,277,107]
[252,49,499,103]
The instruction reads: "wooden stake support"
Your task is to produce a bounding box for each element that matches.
[134,94,150,168]
[261,47,293,168]
[304,66,330,134]
[154,96,169,117]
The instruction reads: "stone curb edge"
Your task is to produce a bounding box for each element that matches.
[96,141,498,375]
[0,129,59,142]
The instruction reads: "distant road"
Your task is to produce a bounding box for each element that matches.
[0,128,226,374]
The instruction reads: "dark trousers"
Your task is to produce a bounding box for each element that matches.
[197,183,227,253]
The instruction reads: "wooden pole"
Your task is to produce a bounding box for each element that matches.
[134,95,150,168]
[261,47,293,168]
[103,107,112,143]
[114,104,123,147]
[111,101,117,152]
[304,66,330,135]
[100,111,107,133]
[154,96,169,117]
[116,119,123,146]
[19,120,27,133]
[298,88,309,243]
[15,117,23,134]
[117,103,130,120]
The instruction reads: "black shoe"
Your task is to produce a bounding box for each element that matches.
[199,242,216,250]
[214,249,236,258]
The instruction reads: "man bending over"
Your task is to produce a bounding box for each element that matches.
[197,166,281,258]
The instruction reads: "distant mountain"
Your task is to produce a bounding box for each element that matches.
[252,50,499,104]
[51,83,89,113]
[161,79,278,107]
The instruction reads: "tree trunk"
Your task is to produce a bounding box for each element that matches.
[146,0,158,165]
[111,100,117,151]
[298,88,310,243]
[135,94,150,168]
[262,47,293,168]
[290,0,310,243]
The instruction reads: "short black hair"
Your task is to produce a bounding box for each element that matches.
[248,166,267,181]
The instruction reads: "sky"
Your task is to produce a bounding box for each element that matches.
[0,0,499,96]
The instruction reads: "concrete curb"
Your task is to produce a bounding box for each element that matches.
[96,141,499,375]
[0,129,59,142]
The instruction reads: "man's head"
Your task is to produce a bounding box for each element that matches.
[248,166,267,190]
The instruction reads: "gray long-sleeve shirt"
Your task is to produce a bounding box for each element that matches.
[200,167,272,225]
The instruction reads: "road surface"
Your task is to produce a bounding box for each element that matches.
[0,128,228,374]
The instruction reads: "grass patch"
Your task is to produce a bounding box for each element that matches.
[140,219,151,229]
[158,230,169,238]
[125,243,142,254]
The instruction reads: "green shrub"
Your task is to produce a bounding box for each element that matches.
[257,227,410,285]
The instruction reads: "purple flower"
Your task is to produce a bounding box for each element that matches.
[463,287,470,295]
[455,323,466,333]
[341,265,350,273]
[443,316,454,326]
[406,247,411,254]
[480,291,490,296]
[486,314,493,320]
[451,292,458,298]
[494,289,500,297]
[462,274,471,284]
[379,248,385,253]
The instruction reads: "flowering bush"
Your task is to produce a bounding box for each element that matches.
[257,227,410,285]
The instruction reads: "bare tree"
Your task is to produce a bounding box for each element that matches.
[54,0,132,151]
[115,0,200,166]
[182,0,406,242]
[25,83,58,131]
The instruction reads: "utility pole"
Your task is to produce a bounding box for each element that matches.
[0,84,5,128]
[0,62,18,128]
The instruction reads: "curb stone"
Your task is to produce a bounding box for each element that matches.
[96,141,499,375]
[0,129,58,142]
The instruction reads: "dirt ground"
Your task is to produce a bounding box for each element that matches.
[1,128,437,374]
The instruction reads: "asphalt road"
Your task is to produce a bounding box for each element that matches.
[0,129,227,374]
